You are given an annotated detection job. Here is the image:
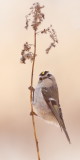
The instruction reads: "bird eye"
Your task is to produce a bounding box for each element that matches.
[39,77,42,81]
[47,74,51,77]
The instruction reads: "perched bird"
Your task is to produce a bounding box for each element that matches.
[32,71,71,143]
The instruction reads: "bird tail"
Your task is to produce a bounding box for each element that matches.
[53,106,71,144]
[47,102,71,143]
[60,119,71,144]
[62,125,71,144]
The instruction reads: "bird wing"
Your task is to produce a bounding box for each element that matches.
[41,86,71,143]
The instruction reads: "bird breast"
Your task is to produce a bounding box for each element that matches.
[33,85,51,116]
[33,85,58,124]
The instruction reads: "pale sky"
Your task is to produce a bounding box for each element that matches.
[0,0,80,160]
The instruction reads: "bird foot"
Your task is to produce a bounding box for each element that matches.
[28,86,35,91]
[30,111,37,116]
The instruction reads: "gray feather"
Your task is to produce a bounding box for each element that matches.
[42,86,71,144]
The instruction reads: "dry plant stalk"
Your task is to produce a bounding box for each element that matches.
[20,3,58,160]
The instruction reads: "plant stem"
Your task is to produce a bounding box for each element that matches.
[30,30,41,160]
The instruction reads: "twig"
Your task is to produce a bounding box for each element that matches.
[30,30,41,160]
[20,3,58,159]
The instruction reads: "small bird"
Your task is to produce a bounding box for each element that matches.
[32,71,71,143]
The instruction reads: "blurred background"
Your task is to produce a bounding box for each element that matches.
[0,0,80,159]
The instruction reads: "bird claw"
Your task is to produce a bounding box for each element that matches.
[30,111,37,116]
[28,86,35,91]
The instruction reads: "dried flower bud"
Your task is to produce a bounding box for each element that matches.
[25,3,45,31]
[24,52,33,59]
[56,39,58,43]
[23,42,31,51]
[40,25,58,53]
[20,51,37,63]
[21,50,25,55]
[41,29,47,34]
[24,44,31,51]
[20,56,26,63]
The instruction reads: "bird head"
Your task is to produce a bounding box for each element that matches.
[38,71,54,83]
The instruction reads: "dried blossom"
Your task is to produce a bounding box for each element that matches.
[20,52,36,63]
[21,3,58,64]
[24,42,31,51]
[41,27,49,34]
[21,49,25,55]
[31,3,45,31]
[25,19,29,30]
[46,43,56,54]
[20,42,35,63]
[41,25,58,53]
[20,55,26,64]
[25,3,45,31]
